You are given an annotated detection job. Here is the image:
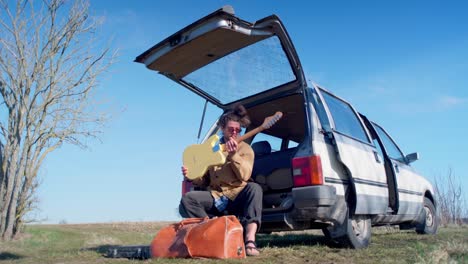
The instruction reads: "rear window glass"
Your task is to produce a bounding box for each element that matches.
[183,36,296,105]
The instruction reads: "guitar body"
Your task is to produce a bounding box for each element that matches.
[183,134,226,180]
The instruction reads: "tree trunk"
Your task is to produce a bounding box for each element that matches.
[1,152,19,238]
[0,0,113,240]
[4,185,19,239]
[1,144,22,239]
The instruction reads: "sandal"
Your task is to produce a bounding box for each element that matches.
[245,240,260,256]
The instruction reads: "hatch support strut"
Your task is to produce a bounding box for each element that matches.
[197,100,209,143]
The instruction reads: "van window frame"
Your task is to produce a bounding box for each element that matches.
[371,122,407,164]
[317,88,372,145]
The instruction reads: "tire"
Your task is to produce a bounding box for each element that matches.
[416,197,438,235]
[324,209,372,249]
[322,228,332,240]
[342,215,372,249]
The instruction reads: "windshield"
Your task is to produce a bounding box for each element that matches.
[182,36,296,104]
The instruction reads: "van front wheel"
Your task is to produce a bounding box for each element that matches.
[416,197,438,235]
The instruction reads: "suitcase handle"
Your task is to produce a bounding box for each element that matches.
[179,217,209,226]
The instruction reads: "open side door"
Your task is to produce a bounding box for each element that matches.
[135,5,307,110]
[370,122,424,217]
[314,85,389,215]
[360,114,399,214]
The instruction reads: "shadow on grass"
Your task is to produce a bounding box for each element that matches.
[83,244,150,259]
[257,233,329,248]
[83,244,118,255]
[0,252,24,260]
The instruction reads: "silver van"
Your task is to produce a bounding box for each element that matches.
[135,6,438,248]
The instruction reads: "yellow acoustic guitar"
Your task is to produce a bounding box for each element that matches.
[183,111,283,180]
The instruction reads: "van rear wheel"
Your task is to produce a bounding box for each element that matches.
[324,210,371,249]
[341,215,371,249]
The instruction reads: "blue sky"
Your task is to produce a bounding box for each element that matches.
[37,0,468,223]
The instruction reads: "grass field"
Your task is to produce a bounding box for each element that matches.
[0,222,466,263]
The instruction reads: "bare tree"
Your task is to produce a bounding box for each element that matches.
[0,0,114,240]
[434,168,467,226]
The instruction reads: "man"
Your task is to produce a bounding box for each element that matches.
[179,104,262,256]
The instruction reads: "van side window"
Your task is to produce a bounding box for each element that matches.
[321,91,370,143]
[309,88,331,131]
[372,138,384,162]
[288,140,299,148]
[372,123,406,163]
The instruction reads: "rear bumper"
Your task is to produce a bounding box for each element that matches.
[260,185,346,232]
[293,185,336,209]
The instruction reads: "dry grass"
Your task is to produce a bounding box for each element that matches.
[0,223,466,264]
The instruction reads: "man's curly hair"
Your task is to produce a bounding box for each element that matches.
[218,104,251,128]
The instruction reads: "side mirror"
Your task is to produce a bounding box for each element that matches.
[406,152,419,164]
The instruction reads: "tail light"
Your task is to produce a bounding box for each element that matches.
[292,155,323,187]
[182,180,193,196]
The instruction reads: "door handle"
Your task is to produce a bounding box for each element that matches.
[394,163,399,173]
[373,151,381,163]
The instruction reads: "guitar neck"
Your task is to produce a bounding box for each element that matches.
[236,126,264,143]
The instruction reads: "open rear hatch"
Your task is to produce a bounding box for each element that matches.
[135,5,307,109]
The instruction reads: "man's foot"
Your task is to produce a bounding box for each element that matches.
[245,240,260,256]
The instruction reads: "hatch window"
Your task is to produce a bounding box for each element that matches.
[183,36,296,104]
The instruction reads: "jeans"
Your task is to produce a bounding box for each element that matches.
[179,182,263,229]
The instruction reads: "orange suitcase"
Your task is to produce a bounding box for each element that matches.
[150,215,246,259]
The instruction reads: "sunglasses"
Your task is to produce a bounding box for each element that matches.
[226,127,242,133]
